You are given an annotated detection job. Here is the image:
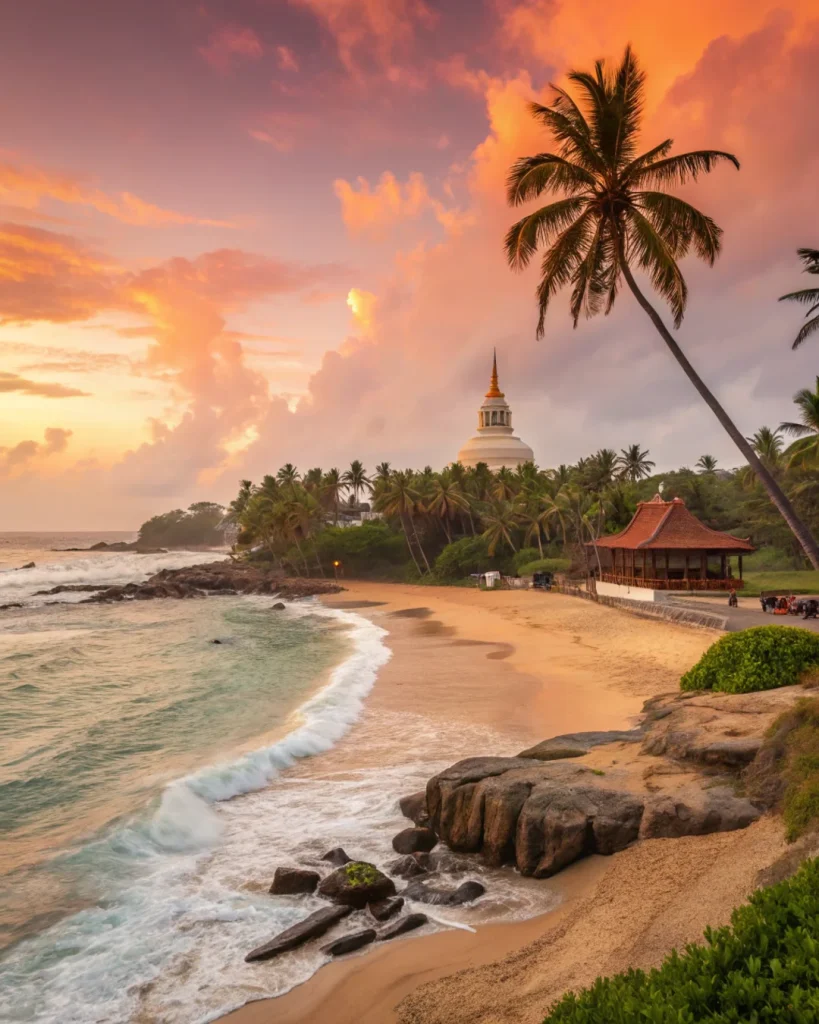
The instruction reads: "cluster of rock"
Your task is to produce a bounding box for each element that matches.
[422,687,800,879]
[74,562,343,605]
[245,827,487,964]
[53,541,167,553]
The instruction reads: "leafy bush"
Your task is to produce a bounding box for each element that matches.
[433,536,512,580]
[512,547,542,571]
[311,521,408,577]
[516,557,572,577]
[137,502,225,547]
[543,855,819,1023]
[681,626,819,694]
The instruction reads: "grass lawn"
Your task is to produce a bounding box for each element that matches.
[741,570,819,597]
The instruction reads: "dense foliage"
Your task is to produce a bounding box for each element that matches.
[542,855,819,1023]
[137,502,225,548]
[681,627,819,694]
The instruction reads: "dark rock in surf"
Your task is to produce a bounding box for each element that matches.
[399,791,430,827]
[379,913,428,941]
[0,602,23,610]
[17,562,35,570]
[368,897,404,922]
[269,867,320,895]
[388,855,429,879]
[392,827,438,855]
[272,602,286,610]
[244,905,352,962]
[403,879,485,906]
[321,847,352,866]
[317,862,396,909]
[321,928,377,957]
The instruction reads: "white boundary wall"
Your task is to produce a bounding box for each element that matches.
[596,580,670,603]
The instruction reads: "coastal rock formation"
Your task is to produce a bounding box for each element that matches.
[423,687,802,879]
[321,847,352,866]
[403,879,486,906]
[399,790,430,827]
[392,827,438,854]
[320,928,377,957]
[368,897,404,922]
[269,867,320,895]
[379,913,428,940]
[317,862,396,908]
[82,561,344,604]
[388,854,430,879]
[245,905,352,962]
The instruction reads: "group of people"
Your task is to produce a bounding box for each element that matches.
[759,594,819,619]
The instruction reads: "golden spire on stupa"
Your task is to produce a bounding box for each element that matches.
[485,348,504,398]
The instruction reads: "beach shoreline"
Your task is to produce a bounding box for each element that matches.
[216,580,775,1024]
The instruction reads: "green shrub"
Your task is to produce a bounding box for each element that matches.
[433,536,512,580]
[543,855,819,1023]
[311,521,408,577]
[680,626,819,694]
[512,547,542,571]
[516,557,572,577]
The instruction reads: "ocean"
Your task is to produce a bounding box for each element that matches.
[0,535,554,1023]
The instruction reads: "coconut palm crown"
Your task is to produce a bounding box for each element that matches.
[504,45,819,569]
[779,248,819,349]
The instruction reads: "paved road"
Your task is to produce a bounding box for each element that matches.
[668,597,819,634]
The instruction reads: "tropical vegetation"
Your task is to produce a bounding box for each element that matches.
[780,248,819,349]
[541,854,819,1023]
[503,46,819,568]
[137,502,226,548]
[680,627,819,695]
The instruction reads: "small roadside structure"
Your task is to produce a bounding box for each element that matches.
[587,494,754,602]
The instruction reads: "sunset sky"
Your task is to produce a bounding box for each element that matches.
[1,0,817,529]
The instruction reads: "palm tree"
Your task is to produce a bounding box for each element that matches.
[696,454,718,475]
[616,444,655,482]
[373,470,431,573]
[428,470,470,543]
[374,462,392,482]
[225,479,253,524]
[342,460,371,504]
[549,464,573,489]
[276,463,299,490]
[587,448,619,490]
[740,427,783,489]
[492,466,518,502]
[303,467,323,493]
[321,468,344,525]
[504,45,819,568]
[779,248,819,349]
[781,378,819,469]
[481,500,519,555]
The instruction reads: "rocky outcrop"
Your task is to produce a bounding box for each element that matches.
[317,862,396,908]
[269,867,320,895]
[321,847,352,866]
[389,854,430,879]
[368,897,404,922]
[399,790,430,827]
[403,879,485,906]
[392,827,438,854]
[245,905,352,962]
[423,687,802,880]
[81,561,344,604]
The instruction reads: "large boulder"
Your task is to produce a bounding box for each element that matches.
[368,897,404,922]
[321,929,377,957]
[517,730,641,761]
[388,854,430,879]
[639,785,761,840]
[317,861,396,909]
[245,905,351,962]
[269,867,320,895]
[392,827,438,855]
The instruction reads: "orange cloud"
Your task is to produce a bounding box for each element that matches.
[276,45,299,71]
[0,371,89,397]
[291,0,435,79]
[334,170,472,239]
[0,427,72,477]
[0,160,233,227]
[198,24,264,73]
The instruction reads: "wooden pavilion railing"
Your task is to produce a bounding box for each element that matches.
[599,574,744,592]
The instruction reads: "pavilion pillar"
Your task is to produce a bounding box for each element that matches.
[739,554,743,581]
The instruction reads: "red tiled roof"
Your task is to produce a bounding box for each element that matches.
[591,494,755,552]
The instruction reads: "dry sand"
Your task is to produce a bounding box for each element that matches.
[219,582,787,1024]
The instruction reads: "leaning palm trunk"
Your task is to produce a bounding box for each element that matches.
[399,512,423,574]
[411,517,432,573]
[621,261,819,569]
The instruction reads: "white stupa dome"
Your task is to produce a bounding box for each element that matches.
[457,352,534,471]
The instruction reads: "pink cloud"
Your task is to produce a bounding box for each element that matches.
[198,24,264,73]
[276,45,300,72]
[0,427,72,477]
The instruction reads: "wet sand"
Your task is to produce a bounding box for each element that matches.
[219,583,785,1024]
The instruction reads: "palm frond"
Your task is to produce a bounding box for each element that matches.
[505,197,589,269]
[527,100,605,175]
[506,153,595,206]
[610,45,645,167]
[630,150,739,188]
[534,210,596,336]
[778,288,819,306]
[797,248,819,272]
[626,208,688,326]
[636,191,722,264]
[621,139,674,181]
[791,314,819,350]
[780,420,811,437]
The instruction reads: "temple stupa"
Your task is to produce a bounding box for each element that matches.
[457,351,534,470]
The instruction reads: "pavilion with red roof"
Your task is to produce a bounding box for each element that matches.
[588,494,754,594]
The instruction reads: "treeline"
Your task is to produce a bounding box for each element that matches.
[137,502,226,548]
[225,389,819,582]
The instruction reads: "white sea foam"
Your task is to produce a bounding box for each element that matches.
[0,550,217,604]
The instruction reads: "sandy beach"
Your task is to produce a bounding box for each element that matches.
[216,581,791,1024]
